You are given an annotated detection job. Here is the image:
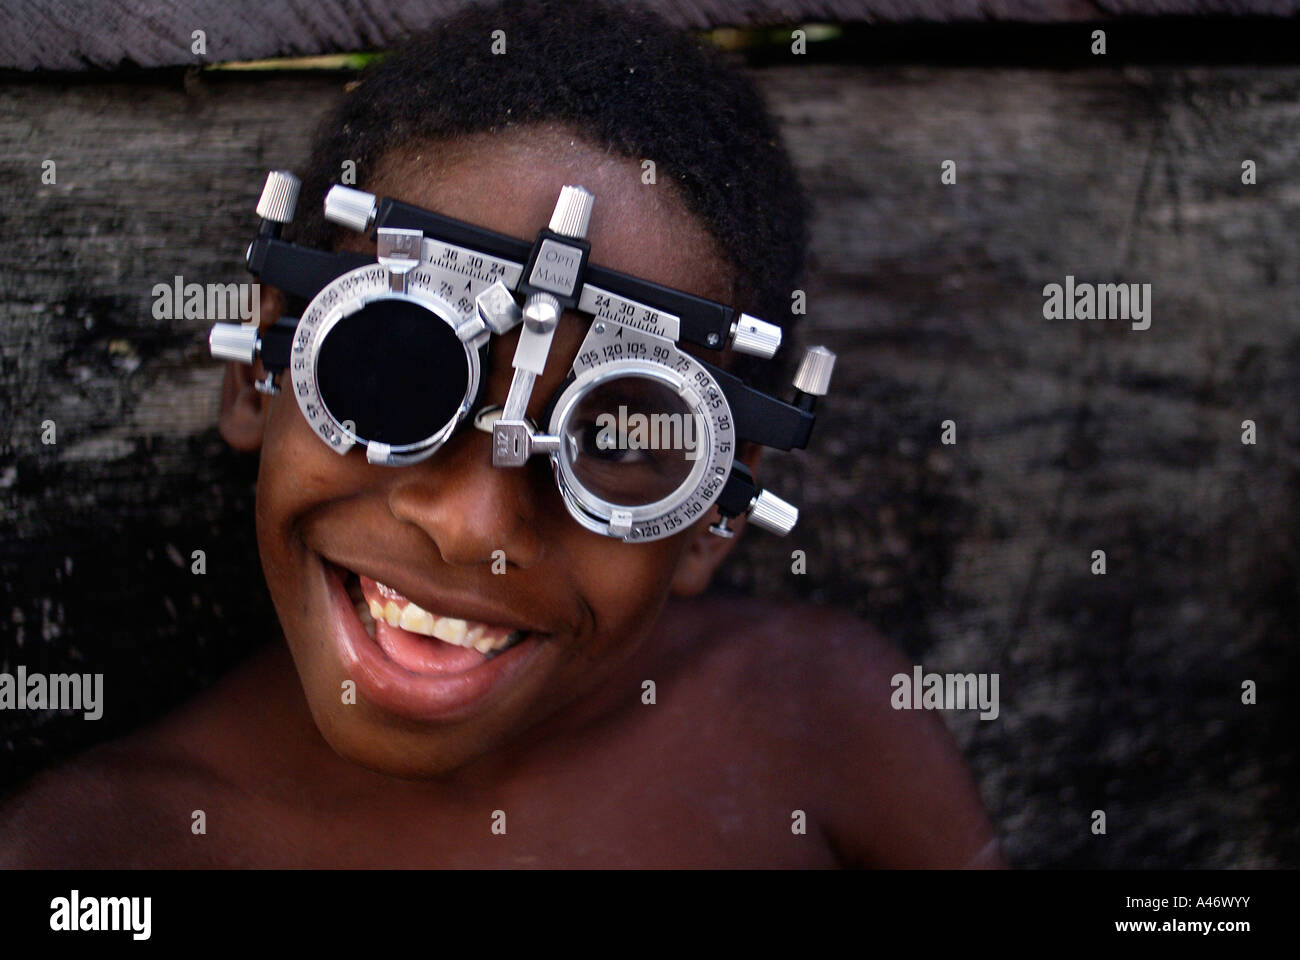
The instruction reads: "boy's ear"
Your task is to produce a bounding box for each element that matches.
[669,443,762,597]
[217,285,285,452]
[217,359,265,452]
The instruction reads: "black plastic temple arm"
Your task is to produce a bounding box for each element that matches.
[376,198,736,351]
[699,357,815,451]
[717,461,759,518]
[246,237,373,303]
[258,316,300,373]
[376,197,533,265]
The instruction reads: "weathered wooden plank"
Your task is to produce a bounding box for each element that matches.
[2,0,1298,71]
[2,63,1298,867]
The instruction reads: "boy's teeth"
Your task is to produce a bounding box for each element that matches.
[431,617,468,644]
[383,600,402,626]
[355,599,376,637]
[399,603,436,635]
[363,580,523,654]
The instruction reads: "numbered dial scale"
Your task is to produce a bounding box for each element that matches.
[289,237,521,466]
[545,321,736,541]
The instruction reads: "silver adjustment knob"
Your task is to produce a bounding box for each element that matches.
[746,489,799,536]
[549,185,594,238]
[730,314,782,359]
[793,345,836,395]
[255,170,300,224]
[209,322,259,364]
[522,292,561,335]
[324,185,378,233]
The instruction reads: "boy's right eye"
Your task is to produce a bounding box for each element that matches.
[579,422,654,465]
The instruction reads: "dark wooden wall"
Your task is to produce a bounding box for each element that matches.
[2,42,1298,866]
[3,0,1294,70]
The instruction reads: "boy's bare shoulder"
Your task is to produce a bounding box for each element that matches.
[659,593,909,715]
[0,732,229,867]
[662,594,1003,867]
[0,646,304,868]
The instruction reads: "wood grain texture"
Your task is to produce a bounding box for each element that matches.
[1,64,1297,867]
[2,0,1298,71]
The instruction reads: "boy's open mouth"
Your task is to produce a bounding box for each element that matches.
[343,570,527,672]
[318,559,546,722]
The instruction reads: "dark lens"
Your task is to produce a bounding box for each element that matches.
[562,375,703,507]
[316,299,469,447]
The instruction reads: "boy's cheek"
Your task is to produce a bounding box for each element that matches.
[257,396,367,508]
[566,534,688,659]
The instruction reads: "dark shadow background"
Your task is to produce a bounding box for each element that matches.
[2,6,1298,868]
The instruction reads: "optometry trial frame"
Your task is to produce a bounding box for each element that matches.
[209,171,835,543]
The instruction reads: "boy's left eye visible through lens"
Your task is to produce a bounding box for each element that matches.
[562,377,700,506]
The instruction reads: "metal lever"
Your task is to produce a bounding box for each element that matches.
[494,185,595,466]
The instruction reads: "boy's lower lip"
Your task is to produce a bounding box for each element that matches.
[319,558,543,723]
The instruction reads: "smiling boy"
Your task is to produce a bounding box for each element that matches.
[0,0,1002,868]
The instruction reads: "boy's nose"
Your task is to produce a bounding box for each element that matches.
[385,433,545,569]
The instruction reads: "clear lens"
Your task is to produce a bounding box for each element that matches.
[559,375,704,508]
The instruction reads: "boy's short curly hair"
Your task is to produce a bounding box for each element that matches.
[292,0,809,392]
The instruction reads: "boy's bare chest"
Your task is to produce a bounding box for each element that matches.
[347,781,834,868]
[227,703,837,868]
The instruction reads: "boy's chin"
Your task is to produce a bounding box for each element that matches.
[310,698,506,780]
[333,742,483,782]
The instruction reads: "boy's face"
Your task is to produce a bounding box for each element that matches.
[221,124,755,778]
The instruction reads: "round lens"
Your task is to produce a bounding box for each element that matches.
[316,299,469,447]
[560,375,704,508]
